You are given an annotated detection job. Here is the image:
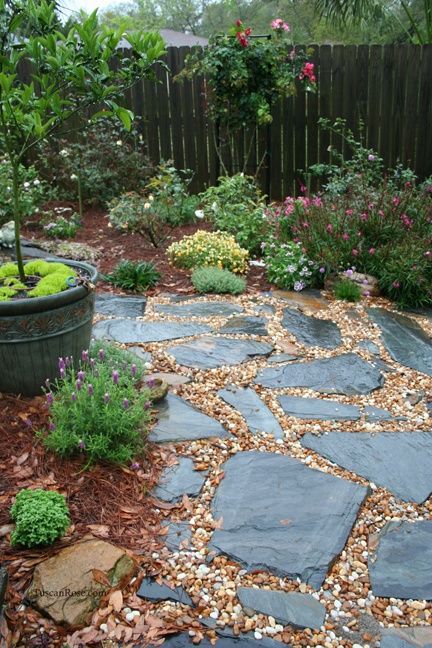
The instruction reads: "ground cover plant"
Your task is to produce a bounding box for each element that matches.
[105,259,161,291]
[262,236,317,290]
[0,259,77,301]
[192,266,246,294]
[10,488,70,548]
[167,230,249,273]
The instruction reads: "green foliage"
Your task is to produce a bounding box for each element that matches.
[105,260,161,291]
[263,237,317,290]
[200,174,270,255]
[167,230,249,273]
[334,279,362,302]
[192,266,246,294]
[41,207,80,239]
[10,488,70,548]
[40,346,153,466]
[0,158,45,226]
[0,259,76,300]
[146,161,199,225]
[36,119,154,207]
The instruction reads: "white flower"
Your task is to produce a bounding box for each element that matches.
[144,202,151,209]
[195,209,205,219]
[59,149,69,157]
[211,201,218,212]
[23,181,30,188]
[116,140,123,146]
[149,194,154,201]
[287,264,296,273]
[70,174,78,181]
[249,259,265,267]
[33,179,40,186]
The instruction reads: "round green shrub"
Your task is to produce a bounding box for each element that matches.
[10,488,70,548]
[192,267,246,295]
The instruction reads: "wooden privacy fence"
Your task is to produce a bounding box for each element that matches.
[121,44,432,199]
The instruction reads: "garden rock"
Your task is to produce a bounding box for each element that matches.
[161,521,192,551]
[218,384,283,438]
[302,431,432,503]
[380,627,432,648]
[147,372,191,387]
[326,272,380,297]
[150,394,229,443]
[208,451,367,588]
[369,521,432,600]
[92,319,210,344]
[127,346,152,363]
[255,353,383,395]
[167,336,273,370]
[237,588,326,629]
[152,457,207,502]
[137,578,192,606]
[282,308,342,349]
[271,289,329,312]
[154,302,243,318]
[26,536,135,626]
[267,353,298,364]
[279,395,361,420]
[149,633,286,648]
[95,293,146,317]
[364,405,401,421]
[219,316,268,336]
[357,339,381,355]
[368,308,432,376]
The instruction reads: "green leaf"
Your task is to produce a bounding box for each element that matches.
[115,107,133,131]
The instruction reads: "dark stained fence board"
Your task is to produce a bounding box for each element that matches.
[192,72,210,189]
[167,47,185,169]
[356,45,370,128]
[155,56,172,161]
[282,94,295,198]
[392,45,408,167]
[416,45,432,178]
[380,44,395,168]
[402,45,421,168]
[342,45,357,148]
[178,47,197,183]
[143,75,160,164]
[294,81,306,195]
[318,45,332,165]
[306,45,320,192]
[331,45,345,155]
[270,98,283,199]
[367,45,383,153]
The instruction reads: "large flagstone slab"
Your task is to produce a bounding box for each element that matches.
[149,633,287,648]
[369,521,432,600]
[255,353,383,395]
[168,336,273,370]
[208,451,367,588]
[368,308,432,376]
[150,394,229,443]
[302,431,432,503]
[282,308,341,349]
[380,627,432,648]
[152,457,207,502]
[218,384,283,438]
[155,302,243,318]
[219,316,268,336]
[279,395,361,421]
[95,293,146,317]
[237,588,326,629]
[93,319,210,344]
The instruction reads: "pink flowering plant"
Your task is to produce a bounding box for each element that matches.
[39,342,153,467]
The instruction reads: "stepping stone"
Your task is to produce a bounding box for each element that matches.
[237,588,326,630]
[93,319,210,344]
[150,394,229,443]
[168,336,273,370]
[95,293,146,317]
[252,303,275,315]
[271,289,329,313]
[127,346,152,364]
[255,353,383,395]
[267,353,298,364]
[381,627,432,648]
[369,521,432,600]
[301,431,432,503]
[155,302,243,318]
[149,633,289,648]
[147,372,191,386]
[161,521,192,551]
[152,457,207,503]
[368,308,432,376]
[357,339,380,355]
[219,316,268,336]
[364,405,400,421]
[218,384,283,438]
[279,395,361,421]
[208,451,367,588]
[137,578,192,606]
[282,308,341,349]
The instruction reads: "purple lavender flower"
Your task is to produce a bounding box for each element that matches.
[71,392,77,402]
[104,392,110,404]
[319,267,325,273]
[345,268,354,277]
[112,370,119,385]
[122,398,129,409]
[76,379,82,391]
[81,350,89,363]
[131,462,140,470]
[78,439,85,450]
[293,281,305,292]
[60,367,66,379]
[77,370,85,382]
[46,392,53,406]
[87,384,94,396]
[98,348,105,361]
[146,378,155,388]
[131,364,137,377]
[58,357,66,372]
[144,400,152,410]
[65,356,71,367]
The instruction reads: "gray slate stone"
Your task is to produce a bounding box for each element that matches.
[282,308,341,349]
[219,316,268,336]
[364,405,394,421]
[279,395,361,421]
[152,457,207,502]
[209,451,367,588]
[267,353,298,364]
[95,293,146,317]
[150,393,229,443]
[127,346,152,363]
[237,588,326,630]
[155,302,243,318]
[93,318,210,344]
[137,578,192,606]
[381,627,432,648]
[161,521,192,551]
[218,384,283,438]
[368,308,432,376]
[252,303,275,315]
[357,339,380,355]
[168,336,273,370]
[302,431,432,503]
[255,353,383,395]
[369,521,432,600]
[149,633,288,648]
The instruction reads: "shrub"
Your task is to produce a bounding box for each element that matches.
[200,174,270,255]
[192,267,246,294]
[0,158,45,226]
[36,119,154,207]
[262,238,317,290]
[40,347,153,466]
[167,230,249,273]
[334,279,362,302]
[10,489,70,548]
[146,161,199,225]
[105,260,160,291]
[41,207,81,239]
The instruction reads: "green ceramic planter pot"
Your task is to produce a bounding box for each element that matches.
[0,258,97,396]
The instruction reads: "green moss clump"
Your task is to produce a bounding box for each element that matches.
[0,286,17,301]
[23,260,75,278]
[0,262,19,278]
[0,260,77,300]
[28,273,70,297]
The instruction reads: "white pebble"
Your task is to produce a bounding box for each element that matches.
[210,610,219,619]
[100,623,108,633]
[254,631,263,639]
[125,611,140,622]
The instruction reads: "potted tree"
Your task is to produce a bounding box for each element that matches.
[0,0,165,395]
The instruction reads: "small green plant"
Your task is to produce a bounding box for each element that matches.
[0,259,76,301]
[334,279,362,302]
[40,347,153,466]
[0,159,45,227]
[41,207,80,239]
[200,174,270,255]
[105,260,160,291]
[10,488,70,548]
[263,238,316,290]
[167,230,249,273]
[192,267,246,295]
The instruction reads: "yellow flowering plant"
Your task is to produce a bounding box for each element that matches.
[167,230,249,273]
